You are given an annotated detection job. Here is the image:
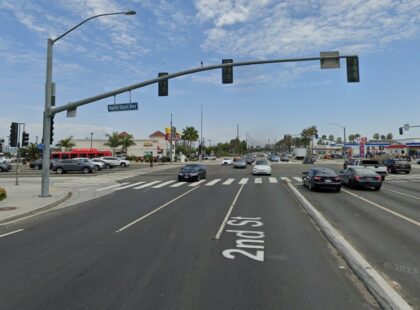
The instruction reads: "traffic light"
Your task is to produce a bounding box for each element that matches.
[22,131,29,146]
[9,122,18,147]
[171,126,176,139]
[222,59,233,84]
[399,127,403,135]
[50,116,55,144]
[0,139,4,152]
[346,56,360,83]
[158,72,168,96]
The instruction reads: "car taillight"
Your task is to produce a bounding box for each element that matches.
[335,177,341,181]
[354,175,361,181]
[376,176,381,181]
[314,176,322,181]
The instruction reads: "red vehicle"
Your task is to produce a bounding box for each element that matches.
[51,148,112,160]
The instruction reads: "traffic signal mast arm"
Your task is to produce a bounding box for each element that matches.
[50,54,358,116]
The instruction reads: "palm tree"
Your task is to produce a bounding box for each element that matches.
[348,134,356,143]
[120,134,136,154]
[104,132,122,155]
[373,133,380,140]
[56,136,75,149]
[26,143,39,161]
[386,133,393,141]
[328,134,334,142]
[336,137,342,144]
[380,135,386,140]
[181,126,199,151]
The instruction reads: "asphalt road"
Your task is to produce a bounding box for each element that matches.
[1,161,419,309]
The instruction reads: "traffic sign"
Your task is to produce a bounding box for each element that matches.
[404,124,410,131]
[108,102,138,112]
[320,51,340,69]
[37,143,45,150]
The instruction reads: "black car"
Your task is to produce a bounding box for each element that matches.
[52,159,94,174]
[303,156,315,164]
[0,163,12,172]
[383,159,411,174]
[340,167,382,191]
[302,167,341,192]
[178,164,206,181]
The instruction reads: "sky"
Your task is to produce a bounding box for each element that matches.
[1,0,419,146]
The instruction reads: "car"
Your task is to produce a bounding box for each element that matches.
[52,159,95,174]
[346,159,387,180]
[343,158,356,169]
[203,155,217,160]
[244,155,254,165]
[116,155,127,160]
[221,158,233,165]
[233,158,247,169]
[91,158,115,169]
[253,159,271,175]
[269,155,280,162]
[339,167,382,191]
[303,156,315,164]
[302,167,341,192]
[280,155,289,162]
[0,156,13,164]
[178,164,206,181]
[74,158,105,171]
[383,158,411,174]
[29,158,58,169]
[0,162,12,172]
[100,157,130,168]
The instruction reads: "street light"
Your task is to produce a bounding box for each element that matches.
[328,122,347,158]
[90,132,93,149]
[41,10,136,197]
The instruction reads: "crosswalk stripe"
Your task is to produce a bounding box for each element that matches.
[133,181,161,189]
[206,179,221,186]
[170,182,187,188]
[189,179,206,187]
[114,181,145,191]
[152,180,176,188]
[223,178,235,185]
[269,177,278,183]
[255,178,262,184]
[96,182,129,192]
[239,178,249,184]
[293,177,302,182]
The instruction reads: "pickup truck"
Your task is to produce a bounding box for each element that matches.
[347,159,387,180]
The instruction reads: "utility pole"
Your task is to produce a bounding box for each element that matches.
[170,113,173,163]
[90,132,93,149]
[200,104,203,161]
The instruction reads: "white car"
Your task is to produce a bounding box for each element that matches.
[253,159,272,175]
[221,158,233,165]
[99,157,130,168]
[74,158,105,171]
[0,157,13,164]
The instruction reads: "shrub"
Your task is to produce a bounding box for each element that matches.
[0,187,6,201]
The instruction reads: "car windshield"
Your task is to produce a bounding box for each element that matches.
[314,169,336,176]
[255,160,268,165]
[354,168,378,176]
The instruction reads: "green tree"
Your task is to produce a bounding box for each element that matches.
[328,134,334,141]
[380,134,386,140]
[355,133,361,139]
[321,135,327,140]
[120,134,136,154]
[104,132,123,155]
[336,137,343,144]
[181,126,199,151]
[373,133,380,140]
[348,134,356,143]
[386,133,393,141]
[300,126,317,146]
[56,136,75,149]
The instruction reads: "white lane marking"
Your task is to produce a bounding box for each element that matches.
[223,178,235,185]
[116,187,199,233]
[342,189,420,228]
[280,177,290,182]
[133,181,161,189]
[239,178,249,184]
[214,184,246,240]
[96,182,129,192]
[152,180,176,188]
[269,177,278,183]
[170,182,187,188]
[0,229,24,239]
[113,182,145,191]
[206,179,221,186]
[382,187,420,200]
[255,178,262,184]
[189,179,206,187]
[293,177,302,183]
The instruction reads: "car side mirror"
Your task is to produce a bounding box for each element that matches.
[302,171,308,175]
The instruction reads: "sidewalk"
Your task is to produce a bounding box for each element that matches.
[0,163,181,225]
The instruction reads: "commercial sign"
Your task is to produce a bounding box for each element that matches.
[108,102,138,112]
[359,137,367,157]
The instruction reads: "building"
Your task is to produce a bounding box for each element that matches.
[71,131,171,158]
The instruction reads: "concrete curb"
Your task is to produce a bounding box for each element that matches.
[0,191,72,225]
[283,178,412,310]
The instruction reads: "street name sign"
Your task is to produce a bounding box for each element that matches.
[108,102,138,112]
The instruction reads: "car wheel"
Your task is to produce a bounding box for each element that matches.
[83,167,90,174]
[387,167,392,174]
[35,165,41,170]
[196,175,201,181]
[105,164,111,169]
[405,171,410,174]
[381,176,385,181]
[374,185,381,191]
[56,167,63,174]
[334,186,341,193]
[121,163,127,168]
[93,165,99,171]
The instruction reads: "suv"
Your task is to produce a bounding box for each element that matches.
[100,157,130,168]
[383,159,411,174]
[52,159,94,174]
[73,158,104,171]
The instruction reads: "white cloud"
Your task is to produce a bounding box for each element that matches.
[198,0,420,57]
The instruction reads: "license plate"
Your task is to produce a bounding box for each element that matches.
[325,179,331,183]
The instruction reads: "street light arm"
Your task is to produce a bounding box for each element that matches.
[327,122,345,129]
[52,11,135,43]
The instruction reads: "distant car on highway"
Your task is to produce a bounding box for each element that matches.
[302,167,341,192]
[303,157,315,164]
[0,162,12,172]
[221,158,233,165]
[52,159,95,174]
[280,154,289,162]
[178,164,206,181]
[73,158,105,171]
[29,158,58,169]
[100,157,130,168]
[339,167,382,191]
[346,159,387,180]
[269,155,280,162]
[203,155,217,160]
[233,158,247,169]
[252,159,271,175]
[383,158,411,174]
